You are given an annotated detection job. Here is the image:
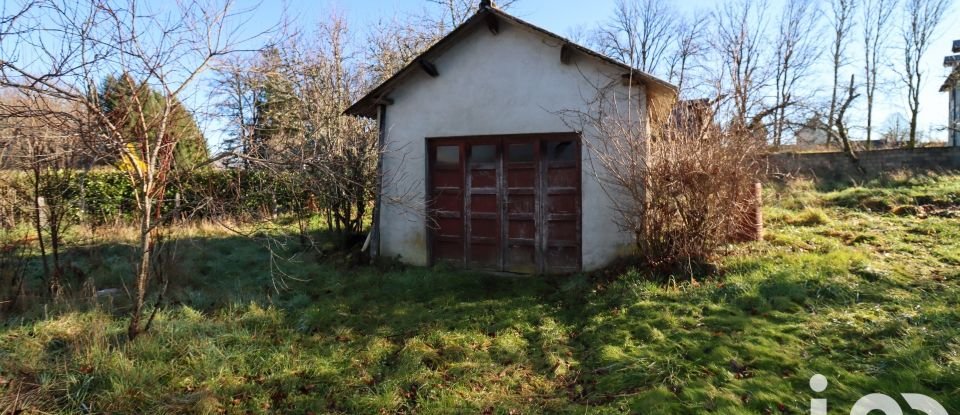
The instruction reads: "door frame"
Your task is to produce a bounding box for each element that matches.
[425,132,582,274]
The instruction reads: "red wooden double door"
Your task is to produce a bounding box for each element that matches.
[428,133,581,274]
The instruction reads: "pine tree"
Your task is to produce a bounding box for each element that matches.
[99,74,209,171]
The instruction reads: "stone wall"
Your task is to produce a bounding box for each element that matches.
[768,147,960,180]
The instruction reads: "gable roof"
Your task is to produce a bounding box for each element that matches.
[345,5,677,118]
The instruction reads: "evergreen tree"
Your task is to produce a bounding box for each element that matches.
[99,74,209,171]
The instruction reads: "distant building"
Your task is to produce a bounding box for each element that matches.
[942,40,960,147]
[794,115,829,148]
[786,114,901,151]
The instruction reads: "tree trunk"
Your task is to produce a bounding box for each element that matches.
[865,97,873,149]
[128,195,153,341]
[908,108,919,148]
[836,75,864,173]
[828,66,839,145]
[50,214,62,283]
[31,164,54,297]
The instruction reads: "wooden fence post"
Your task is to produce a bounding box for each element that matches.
[751,182,763,241]
[734,182,764,242]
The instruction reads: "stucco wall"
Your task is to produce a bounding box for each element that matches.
[377,20,645,271]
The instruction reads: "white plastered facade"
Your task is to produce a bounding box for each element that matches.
[376,19,648,271]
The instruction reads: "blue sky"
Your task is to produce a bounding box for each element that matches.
[250,0,617,36]
[213,0,959,147]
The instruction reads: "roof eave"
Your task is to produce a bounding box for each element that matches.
[344,99,378,118]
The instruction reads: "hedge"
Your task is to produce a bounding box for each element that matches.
[0,169,313,227]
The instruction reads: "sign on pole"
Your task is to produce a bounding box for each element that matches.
[946,55,960,67]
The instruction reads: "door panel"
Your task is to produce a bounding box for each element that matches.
[429,143,465,266]
[471,170,497,187]
[503,140,539,273]
[546,168,579,188]
[428,134,581,274]
[542,139,581,273]
[467,143,501,270]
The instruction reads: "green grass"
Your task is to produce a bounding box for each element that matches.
[2,173,960,414]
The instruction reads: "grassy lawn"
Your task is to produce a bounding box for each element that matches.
[1,173,959,414]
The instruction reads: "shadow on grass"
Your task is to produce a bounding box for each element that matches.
[4,223,960,413]
[2,230,612,412]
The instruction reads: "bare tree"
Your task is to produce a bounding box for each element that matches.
[830,75,862,166]
[364,17,442,85]
[305,16,379,238]
[665,13,709,96]
[713,0,772,128]
[0,0,34,40]
[899,0,950,148]
[862,0,897,149]
[770,0,821,147]
[564,23,592,46]
[425,0,518,29]
[595,0,676,77]
[0,91,92,299]
[826,0,858,145]
[0,0,271,340]
[211,56,259,168]
[363,0,518,87]
[215,13,379,243]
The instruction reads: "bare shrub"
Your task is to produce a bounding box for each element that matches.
[214,15,378,246]
[0,92,88,298]
[0,230,30,312]
[569,87,766,276]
